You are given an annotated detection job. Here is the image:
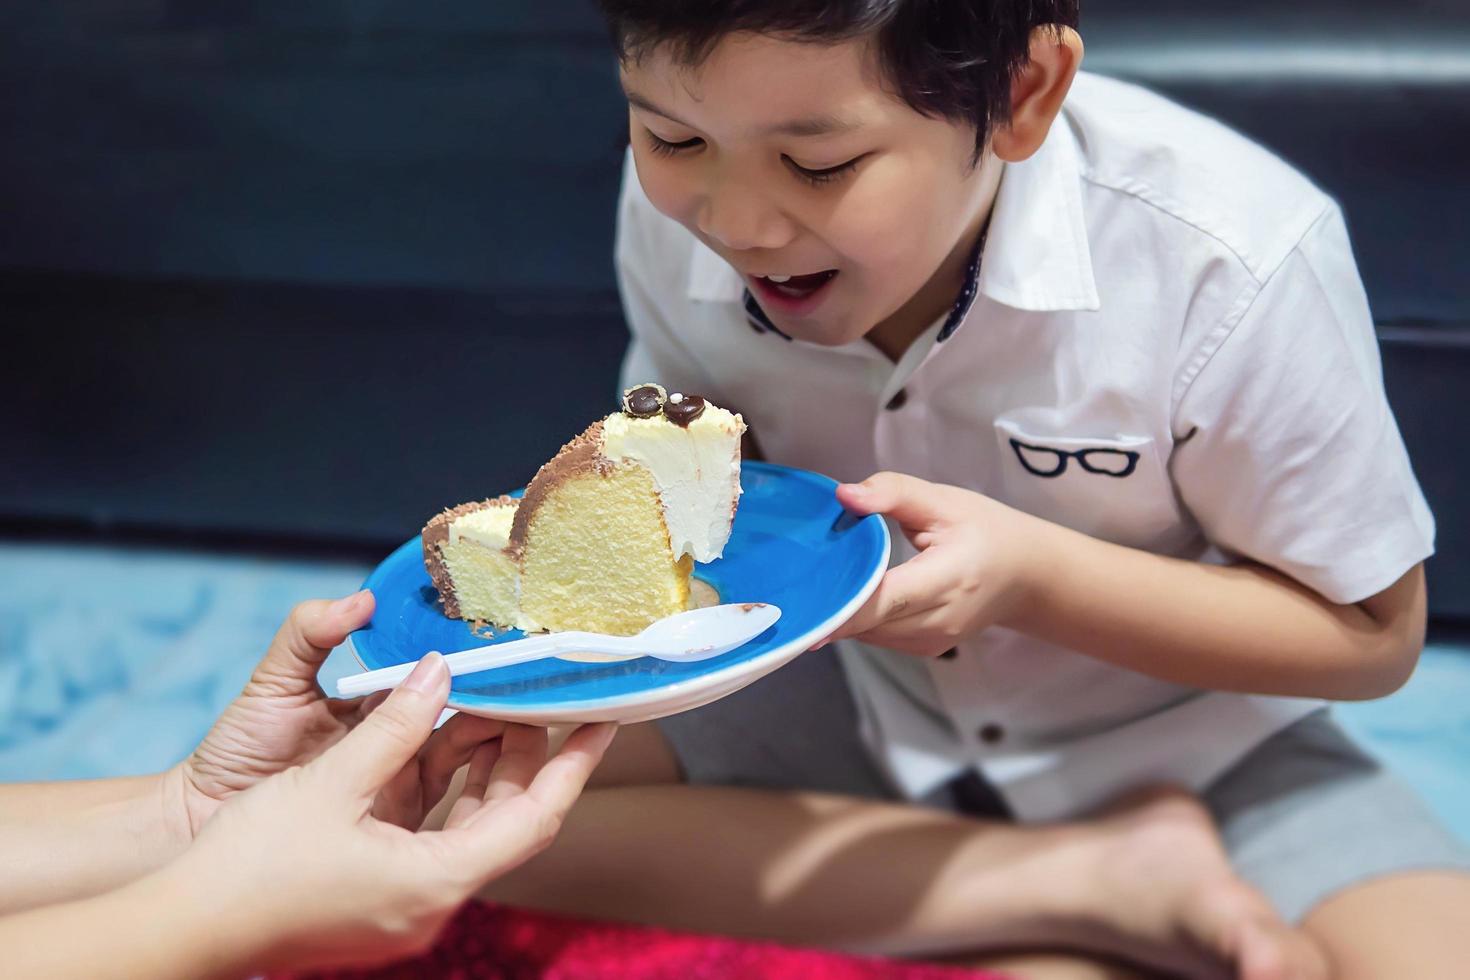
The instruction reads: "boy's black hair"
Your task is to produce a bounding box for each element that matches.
[596,0,1081,160]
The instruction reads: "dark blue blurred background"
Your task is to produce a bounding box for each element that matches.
[3,0,1468,618]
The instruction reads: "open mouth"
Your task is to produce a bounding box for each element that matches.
[751,270,839,310]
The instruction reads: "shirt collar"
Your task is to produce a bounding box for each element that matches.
[975,111,1101,313]
[686,239,745,303]
[684,242,801,341]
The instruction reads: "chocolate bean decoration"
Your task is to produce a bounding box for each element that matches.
[663,392,706,427]
[622,383,666,418]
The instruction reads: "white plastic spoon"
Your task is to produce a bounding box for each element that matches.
[336,602,782,699]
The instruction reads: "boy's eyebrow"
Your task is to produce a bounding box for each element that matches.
[622,87,862,138]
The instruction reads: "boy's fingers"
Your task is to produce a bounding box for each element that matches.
[844,605,960,657]
[315,652,449,798]
[827,597,883,643]
[249,590,376,698]
[827,556,944,641]
[836,472,947,529]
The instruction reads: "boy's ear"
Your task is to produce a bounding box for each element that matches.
[991,26,1084,163]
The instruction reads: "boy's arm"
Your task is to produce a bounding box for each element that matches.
[833,474,1425,701]
[836,203,1430,701]
[1013,516,1426,701]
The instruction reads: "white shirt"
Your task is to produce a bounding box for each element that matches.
[614,72,1436,822]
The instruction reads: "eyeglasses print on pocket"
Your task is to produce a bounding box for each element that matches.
[1008,438,1140,479]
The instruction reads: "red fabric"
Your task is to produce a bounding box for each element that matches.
[275,901,1004,980]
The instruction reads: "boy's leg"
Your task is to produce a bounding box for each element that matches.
[572,722,1141,979]
[567,720,1158,979]
[482,782,1320,978]
[585,718,682,788]
[483,651,1324,978]
[1301,872,1470,980]
[1206,709,1470,978]
[954,952,1160,980]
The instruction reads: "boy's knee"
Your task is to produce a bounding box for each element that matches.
[587,722,684,788]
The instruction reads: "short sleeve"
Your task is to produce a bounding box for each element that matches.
[1171,205,1434,604]
[613,152,717,401]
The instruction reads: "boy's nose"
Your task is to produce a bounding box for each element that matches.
[696,177,796,253]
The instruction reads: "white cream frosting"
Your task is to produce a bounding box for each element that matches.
[447,500,516,550]
[601,402,745,564]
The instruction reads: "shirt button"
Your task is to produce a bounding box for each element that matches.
[885,388,908,411]
[978,723,1005,745]
[938,647,958,660]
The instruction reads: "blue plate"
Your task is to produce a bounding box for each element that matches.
[346,461,891,724]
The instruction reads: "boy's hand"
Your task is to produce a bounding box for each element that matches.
[819,472,1042,657]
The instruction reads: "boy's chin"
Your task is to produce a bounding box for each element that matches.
[773,312,873,348]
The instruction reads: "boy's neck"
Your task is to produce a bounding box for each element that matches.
[864,155,1003,363]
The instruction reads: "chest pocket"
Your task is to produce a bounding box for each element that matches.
[992,416,1178,547]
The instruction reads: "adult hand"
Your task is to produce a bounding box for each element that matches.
[166,652,616,973]
[171,591,504,838]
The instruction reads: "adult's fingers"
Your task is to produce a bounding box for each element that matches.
[372,757,426,829]
[442,739,504,830]
[483,724,550,806]
[313,652,449,799]
[436,723,617,882]
[522,723,618,814]
[416,713,506,816]
[349,689,390,725]
[247,590,376,698]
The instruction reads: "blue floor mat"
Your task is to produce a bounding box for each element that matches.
[1,540,1466,847]
[0,541,369,780]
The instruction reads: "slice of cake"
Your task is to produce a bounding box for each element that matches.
[421,496,520,625]
[422,384,745,636]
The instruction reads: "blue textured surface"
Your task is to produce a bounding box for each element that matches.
[354,462,888,714]
[0,542,368,781]
[0,537,1465,850]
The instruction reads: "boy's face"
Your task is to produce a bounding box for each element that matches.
[621,32,997,347]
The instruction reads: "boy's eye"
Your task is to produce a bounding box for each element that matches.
[784,154,866,188]
[642,127,864,190]
[644,131,703,157]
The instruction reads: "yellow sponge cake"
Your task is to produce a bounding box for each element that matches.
[422,384,745,636]
[421,496,520,625]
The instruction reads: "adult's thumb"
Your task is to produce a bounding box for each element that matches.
[316,652,449,798]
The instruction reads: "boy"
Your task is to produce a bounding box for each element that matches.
[486,2,1470,976]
